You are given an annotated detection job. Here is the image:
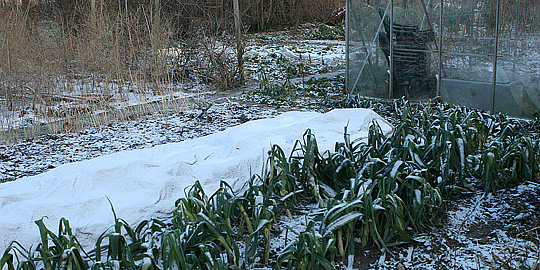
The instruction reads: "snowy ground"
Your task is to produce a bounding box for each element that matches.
[0,100,279,182]
[378,183,540,269]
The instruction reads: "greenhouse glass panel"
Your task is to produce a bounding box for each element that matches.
[346,0,540,118]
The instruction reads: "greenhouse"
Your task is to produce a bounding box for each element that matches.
[345,0,540,118]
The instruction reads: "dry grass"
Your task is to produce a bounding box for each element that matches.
[486,0,540,33]
[0,2,187,142]
[160,0,344,33]
[0,0,343,143]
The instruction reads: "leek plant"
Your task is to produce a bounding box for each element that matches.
[171,181,241,267]
[0,218,91,270]
[275,221,336,270]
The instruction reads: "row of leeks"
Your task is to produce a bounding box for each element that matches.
[2,99,539,269]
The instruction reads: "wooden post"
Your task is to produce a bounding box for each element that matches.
[152,0,161,51]
[233,0,244,85]
[90,0,96,34]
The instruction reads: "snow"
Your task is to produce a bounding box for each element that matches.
[0,100,278,182]
[0,108,392,252]
[244,39,345,81]
[0,80,193,133]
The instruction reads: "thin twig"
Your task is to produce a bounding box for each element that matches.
[459,193,485,229]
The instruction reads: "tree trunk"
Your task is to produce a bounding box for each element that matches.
[152,0,161,51]
[233,0,244,85]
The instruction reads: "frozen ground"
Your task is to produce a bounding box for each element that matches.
[0,100,279,182]
[378,182,540,269]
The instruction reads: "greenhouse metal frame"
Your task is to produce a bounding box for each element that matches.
[345,0,540,118]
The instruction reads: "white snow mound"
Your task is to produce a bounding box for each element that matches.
[0,108,392,251]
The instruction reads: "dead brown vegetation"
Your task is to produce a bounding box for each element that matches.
[0,0,343,142]
[51,0,344,35]
[486,0,540,33]
[0,1,178,141]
